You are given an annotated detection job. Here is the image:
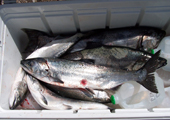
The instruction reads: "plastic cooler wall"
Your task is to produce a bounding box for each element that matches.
[0,0,170,118]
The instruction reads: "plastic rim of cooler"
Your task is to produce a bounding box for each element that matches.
[0,0,170,119]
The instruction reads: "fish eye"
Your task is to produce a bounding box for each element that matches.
[39,88,43,93]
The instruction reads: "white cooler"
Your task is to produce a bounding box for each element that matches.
[0,0,170,119]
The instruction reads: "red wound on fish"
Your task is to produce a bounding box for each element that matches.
[81,79,87,86]
[25,98,30,105]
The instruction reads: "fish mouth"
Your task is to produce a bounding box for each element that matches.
[9,99,17,110]
[9,95,19,110]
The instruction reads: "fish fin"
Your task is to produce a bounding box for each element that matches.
[143,50,160,73]
[137,50,161,93]
[48,76,64,84]
[54,78,64,84]
[103,89,117,98]
[78,88,94,98]
[53,78,64,84]
[157,57,167,69]
[62,104,72,110]
[85,88,95,95]
[80,59,95,64]
[137,74,158,93]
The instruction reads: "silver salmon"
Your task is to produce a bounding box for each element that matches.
[21,51,161,93]
[43,82,111,103]
[27,75,109,110]
[68,27,165,53]
[62,46,167,71]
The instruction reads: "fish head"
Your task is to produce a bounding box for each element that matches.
[9,77,28,109]
[21,58,50,78]
[26,75,48,105]
[9,89,22,109]
[142,29,166,51]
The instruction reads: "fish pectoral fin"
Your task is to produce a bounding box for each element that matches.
[111,85,122,91]
[104,89,117,98]
[53,78,64,84]
[62,103,72,110]
[80,59,95,64]
[48,76,64,84]
[78,88,94,98]
[85,88,95,95]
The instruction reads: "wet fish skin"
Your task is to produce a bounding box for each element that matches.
[9,33,83,109]
[27,75,109,110]
[43,82,111,103]
[21,50,161,93]
[62,46,167,71]
[28,33,84,58]
[69,27,165,53]
[35,35,70,51]
[103,27,165,50]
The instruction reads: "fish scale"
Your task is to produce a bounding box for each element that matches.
[27,75,109,110]
[10,26,167,109]
[21,50,160,93]
[62,46,166,71]
[68,27,165,53]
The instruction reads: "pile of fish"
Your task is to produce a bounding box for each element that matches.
[9,26,167,110]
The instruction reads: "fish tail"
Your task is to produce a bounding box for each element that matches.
[137,50,161,93]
